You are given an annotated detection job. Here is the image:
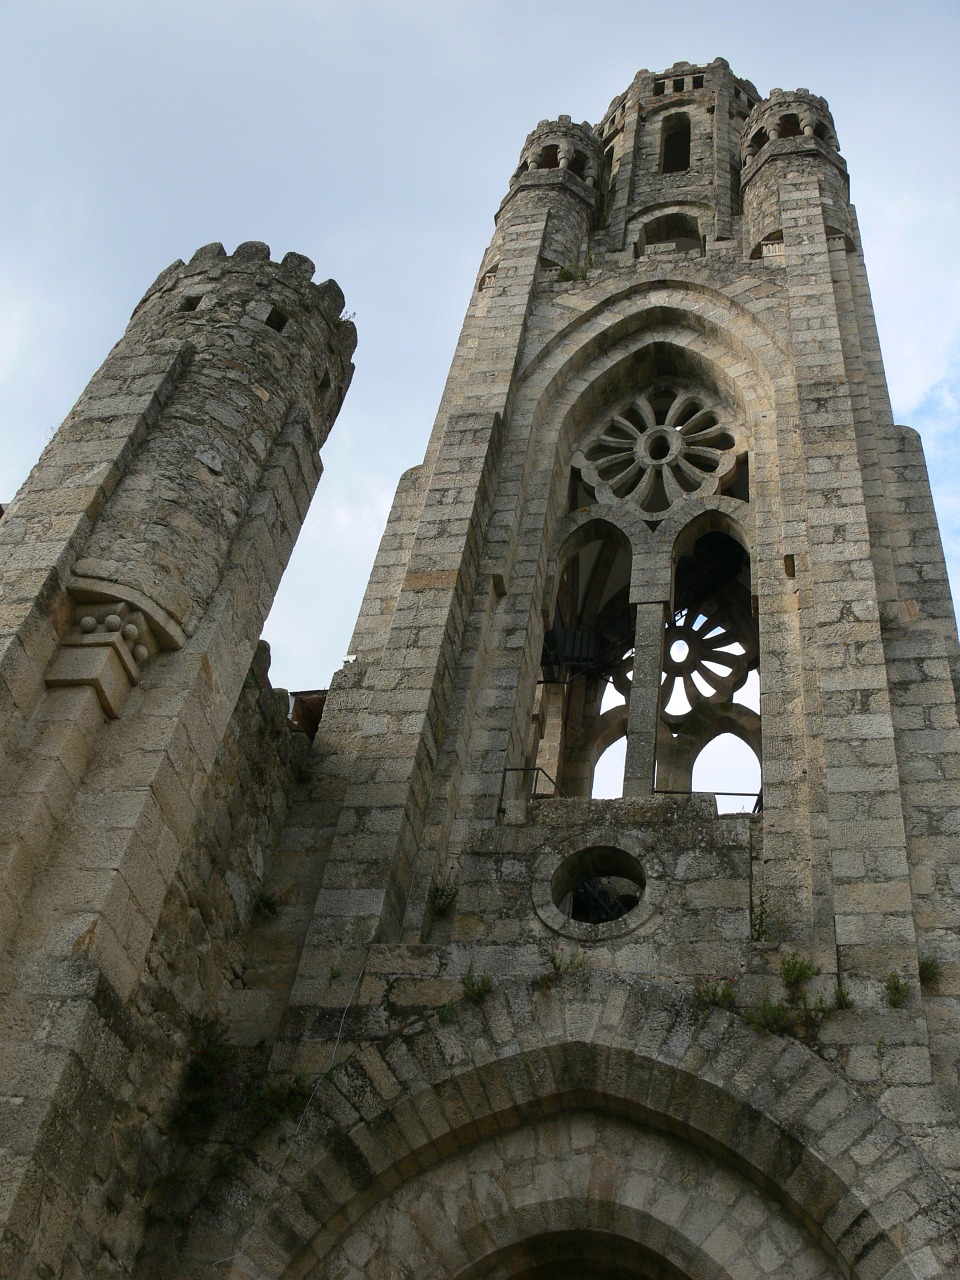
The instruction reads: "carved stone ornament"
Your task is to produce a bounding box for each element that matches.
[45,577,186,718]
[573,388,741,516]
[660,603,755,727]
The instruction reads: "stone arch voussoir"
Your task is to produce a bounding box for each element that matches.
[189,973,959,1279]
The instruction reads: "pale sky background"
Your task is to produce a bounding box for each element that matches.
[2,1,958,803]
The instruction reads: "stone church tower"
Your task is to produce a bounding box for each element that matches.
[1,57,959,1279]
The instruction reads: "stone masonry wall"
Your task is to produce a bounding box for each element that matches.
[55,642,306,1279]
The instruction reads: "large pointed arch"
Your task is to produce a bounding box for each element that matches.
[178,974,959,1279]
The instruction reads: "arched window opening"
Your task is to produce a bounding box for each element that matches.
[661,115,691,174]
[593,734,626,799]
[538,144,560,170]
[692,733,761,813]
[637,212,702,255]
[751,229,784,261]
[746,127,769,159]
[569,150,588,179]
[655,530,761,804]
[778,113,802,138]
[536,526,633,799]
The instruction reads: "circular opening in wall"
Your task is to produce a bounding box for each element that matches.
[669,639,689,663]
[647,432,671,461]
[551,845,645,925]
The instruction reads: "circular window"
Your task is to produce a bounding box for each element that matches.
[552,845,645,922]
[534,844,653,941]
[572,387,740,517]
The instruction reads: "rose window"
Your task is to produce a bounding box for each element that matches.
[660,606,755,727]
[573,389,739,515]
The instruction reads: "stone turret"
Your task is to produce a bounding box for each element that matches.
[740,88,852,258]
[497,115,602,266]
[36,241,355,716]
[72,243,352,638]
[0,243,354,1280]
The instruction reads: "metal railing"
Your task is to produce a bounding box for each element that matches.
[497,766,566,816]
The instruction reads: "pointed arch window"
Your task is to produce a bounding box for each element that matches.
[536,522,633,799]
[655,527,761,808]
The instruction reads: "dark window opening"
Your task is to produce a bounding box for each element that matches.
[180,295,202,312]
[692,74,704,89]
[654,80,665,96]
[265,306,288,333]
[661,114,691,173]
[730,161,742,216]
[734,86,742,100]
[569,150,587,179]
[640,212,702,254]
[539,144,560,170]
[567,876,640,923]
[601,146,616,225]
[748,127,769,156]
[814,121,830,142]
[673,78,685,92]
[536,525,633,798]
[779,113,802,138]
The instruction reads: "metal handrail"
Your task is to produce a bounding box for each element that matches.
[497,765,566,815]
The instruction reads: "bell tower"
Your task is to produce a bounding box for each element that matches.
[162,56,960,1279]
[119,60,960,1279]
[209,55,960,1274]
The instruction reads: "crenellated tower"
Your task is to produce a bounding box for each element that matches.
[0,242,354,1280]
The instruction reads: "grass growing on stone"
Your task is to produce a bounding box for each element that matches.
[693,952,850,1044]
[557,254,593,282]
[833,983,854,1010]
[918,955,942,987]
[693,975,737,1012]
[462,962,493,1006]
[428,872,459,916]
[885,972,910,1007]
[536,946,587,991]
[780,951,818,991]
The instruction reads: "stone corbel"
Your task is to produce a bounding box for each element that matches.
[45,577,186,718]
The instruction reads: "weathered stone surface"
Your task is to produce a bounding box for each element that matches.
[2,57,960,1280]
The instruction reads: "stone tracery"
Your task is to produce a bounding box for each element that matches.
[573,387,739,516]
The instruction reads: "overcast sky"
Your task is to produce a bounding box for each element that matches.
[2,2,958,790]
